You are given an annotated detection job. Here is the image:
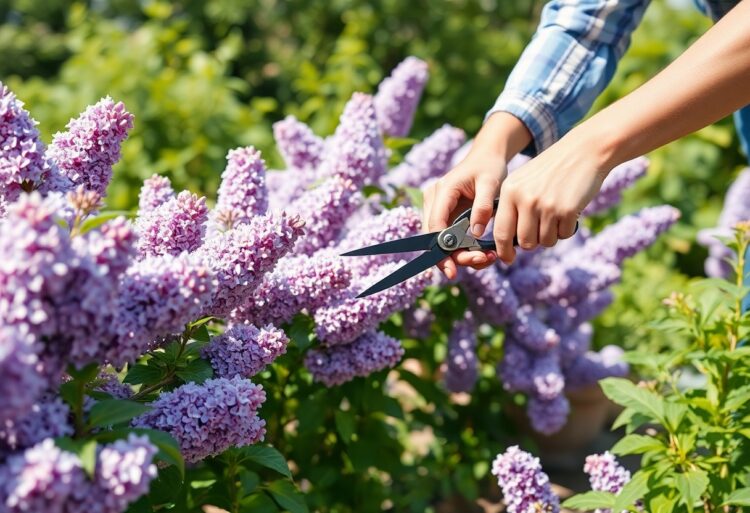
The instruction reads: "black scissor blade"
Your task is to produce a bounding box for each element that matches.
[356,248,448,298]
[341,232,438,257]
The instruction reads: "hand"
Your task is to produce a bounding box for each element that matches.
[491,132,609,264]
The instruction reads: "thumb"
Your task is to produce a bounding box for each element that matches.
[469,177,501,237]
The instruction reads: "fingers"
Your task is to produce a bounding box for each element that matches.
[422,184,435,234]
[493,190,518,264]
[428,180,461,233]
[516,201,539,251]
[437,255,458,280]
[558,211,579,239]
[454,249,496,267]
[539,209,559,248]
[469,177,500,237]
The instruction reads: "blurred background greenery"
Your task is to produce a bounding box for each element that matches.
[1,2,746,509]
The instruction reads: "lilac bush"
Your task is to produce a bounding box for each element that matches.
[491,445,560,513]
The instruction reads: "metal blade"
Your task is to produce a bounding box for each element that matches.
[340,232,438,257]
[356,248,448,298]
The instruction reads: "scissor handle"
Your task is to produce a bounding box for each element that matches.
[452,199,578,250]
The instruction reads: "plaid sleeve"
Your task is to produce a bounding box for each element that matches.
[487,0,651,156]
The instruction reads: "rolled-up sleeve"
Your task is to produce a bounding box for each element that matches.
[487,0,651,155]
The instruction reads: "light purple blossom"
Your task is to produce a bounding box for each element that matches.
[92,371,133,400]
[273,115,324,171]
[491,445,560,513]
[320,93,388,187]
[546,292,613,335]
[94,434,158,511]
[133,376,266,463]
[539,260,622,303]
[313,261,433,345]
[266,169,307,211]
[584,451,631,513]
[232,252,351,326]
[583,157,648,216]
[443,312,479,393]
[138,174,174,213]
[202,324,289,379]
[135,190,208,257]
[288,176,361,254]
[531,353,565,401]
[385,124,465,188]
[196,213,305,316]
[508,266,552,303]
[527,394,570,435]
[557,322,593,367]
[497,339,534,393]
[402,303,434,339]
[305,331,404,386]
[0,83,57,207]
[47,97,133,197]
[564,346,629,390]
[509,305,560,353]
[0,398,72,453]
[374,57,429,137]
[78,216,136,281]
[0,328,45,425]
[212,146,268,229]
[459,266,519,325]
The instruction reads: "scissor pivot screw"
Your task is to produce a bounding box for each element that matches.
[441,233,458,248]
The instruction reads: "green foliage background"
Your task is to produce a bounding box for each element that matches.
[2,1,748,510]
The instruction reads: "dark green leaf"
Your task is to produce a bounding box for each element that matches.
[192,324,211,343]
[562,491,616,510]
[240,491,279,513]
[175,358,213,384]
[724,384,750,411]
[611,434,665,455]
[288,314,314,351]
[60,380,82,412]
[721,487,750,506]
[240,445,292,477]
[239,469,260,496]
[675,469,709,513]
[150,465,183,505]
[187,316,215,331]
[67,362,100,382]
[124,363,164,385]
[88,399,152,428]
[600,378,664,423]
[124,496,152,513]
[334,410,355,443]
[613,469,650,512]
[268,479,308,513]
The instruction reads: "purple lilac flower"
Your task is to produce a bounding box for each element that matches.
[232,252,351,326]
[527,394,570,435]
[138,174,174,213]
[539,260,622,303]
[491,445,560,513]
[319,93,388,187]
[212,147,268,229]
[266,169,307,211]
[305,331,404,386]
[558,322,593,367]
[47,97,133,197]
[0,83,57,207]
[509,305,560,353]
[133,376,266,463]
[459,265,519,325]
[402,303,434,339]
[385,124,466,188]
[196,213,304,316]
[313,261,433,345]
[546,291,614,334]
[374,57,429,137]
[0,329,45,425]
[92,371,133,400]
[94,434,157,512]
[583,157,648,216]
[0,439,89,512]
[697,167,750,277]
[78,216,136,281]
[0,398,72,452]
[288,176,361,254]
[135,191,208,257]
[113,253,215,365]
[584,451,631,513]
[202,324,289,379]
[564,346,629,390]
[497,339,534,393]
[531,353,565,401]
[508,266,552,303]
[579,206,680,266]
[336,206,422,275]
[273,115,324,171]
[443,312,479,393]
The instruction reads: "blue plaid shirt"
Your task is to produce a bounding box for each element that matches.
[489,0,748,159]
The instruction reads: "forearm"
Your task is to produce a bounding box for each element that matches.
[580,0,750,168]
[472,112,533,159]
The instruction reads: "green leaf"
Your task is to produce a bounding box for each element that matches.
[187,316,215,331]
[124,496,152,513]
[721,487,750,506]
[334,410,355,443]
[149,465,183,505]
[663,401,689,432]
[239,469,260,496]
[60,380,83,412]
[600,378,664,423]
[268,479,308,513]
[613,469,650,512]
[611,434,665,455]
[675,469,709,513]
[562,491,616,510]
[88,399,152,428]
[175,358,213,384]
[384,136,419,149]
[649,492,680,513]
[78,210,134,234]
[67,362,100,382]
[54,438,97,477]
[124,363,163,385]
[403,186,423,210]
[288,314,314,351]
[240,445,292,477]
[724,384,750,411]
[192,324,211,343]
[240,491,279,513]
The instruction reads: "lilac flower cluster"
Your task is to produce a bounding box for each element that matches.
[0,435,157,513]
[402,303,435,339]
[442,312,479,393]
[47,97,133,197]
[138,174,175,212]
[491,445,560,513]
[273,115,324,171]
[697,167,750,277]
[133,377,266,463]
[202,324,289,378]
[584,451,631,513]
[374,56,429,137]
[135,190,208,257]
[0,398,72,453]
[582,157,648,216]
[304,331,404,386]
[211,146,268,229]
